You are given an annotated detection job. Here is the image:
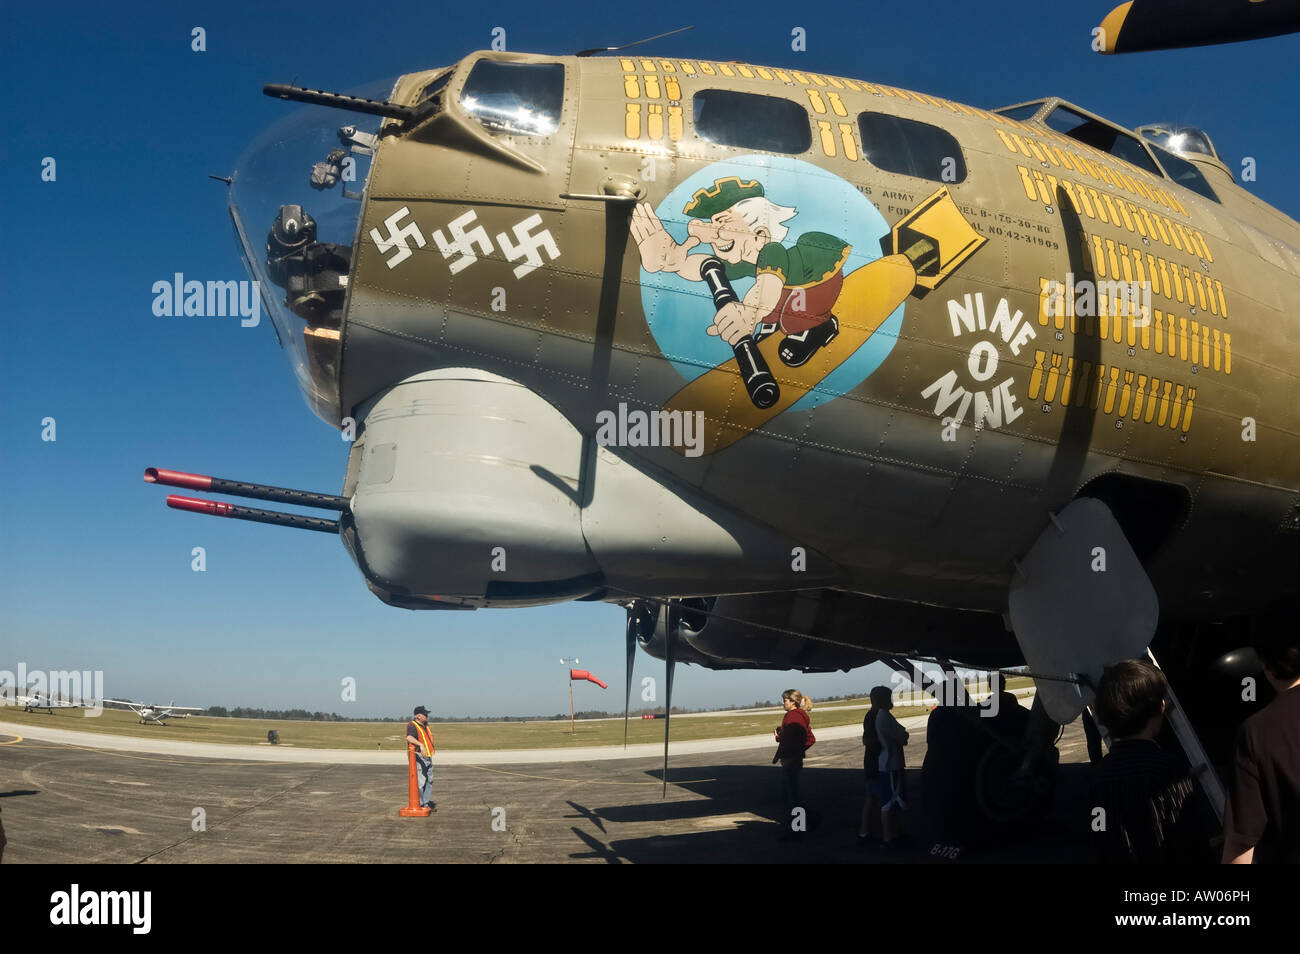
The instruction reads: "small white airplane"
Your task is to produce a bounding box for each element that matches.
[105,700,203,725]
[15,692,81,714]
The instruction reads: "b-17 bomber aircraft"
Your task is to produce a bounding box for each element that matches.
[146,5,1300,814]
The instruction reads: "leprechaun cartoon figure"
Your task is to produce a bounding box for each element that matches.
[643,177,988,456]
[632,176,850,367]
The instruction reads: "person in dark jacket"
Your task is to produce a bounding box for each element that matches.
[1091,659,1215,864]
[1223,622,1300,864]
[773,689,814,837]
[922,696,984,849]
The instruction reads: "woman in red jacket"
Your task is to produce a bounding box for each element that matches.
[773,689,815,837]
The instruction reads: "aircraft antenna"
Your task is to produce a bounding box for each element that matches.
[575,25,694,57]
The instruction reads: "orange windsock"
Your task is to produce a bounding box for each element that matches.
[570,669,608,689]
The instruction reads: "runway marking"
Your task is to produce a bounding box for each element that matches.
[16,740,302,767]
[689,812,765,829]
[463,764,715,787]
[0,734,23,745]
[106,779,151,786]
[79,822,143,835]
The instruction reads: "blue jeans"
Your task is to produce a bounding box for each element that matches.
[415,754,433,807]
[779,759,803,827]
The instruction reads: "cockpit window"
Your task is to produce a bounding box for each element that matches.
[1150,143,1220,203]
[1044,105,1162,176]
[460,60,564,136]
[693,89,812,154]
[994,102,1045,122]
[858,112,967,182]
[419,70,452,104]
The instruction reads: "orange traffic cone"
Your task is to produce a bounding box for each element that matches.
[398,744,431,817]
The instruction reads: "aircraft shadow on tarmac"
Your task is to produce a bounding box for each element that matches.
[0,790,40,799]
[565,763,1099,863]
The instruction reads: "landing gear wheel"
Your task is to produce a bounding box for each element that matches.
[975,740,1057,825]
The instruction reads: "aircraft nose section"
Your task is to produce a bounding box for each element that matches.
[227,79,394,427]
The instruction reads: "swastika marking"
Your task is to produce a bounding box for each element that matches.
[432,210,493,275]
[368,206,425,269]
[496,213,561,279]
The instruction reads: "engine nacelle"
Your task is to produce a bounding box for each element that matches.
[634,598,737,668]
[633,590,1020,672]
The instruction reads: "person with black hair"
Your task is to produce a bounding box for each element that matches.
[1090,659,1214,863]
[1223,623,1300,863]
[858,686,889,846]
[874,686,910,847]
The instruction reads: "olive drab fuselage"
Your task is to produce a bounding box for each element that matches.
[260,50,1300,630]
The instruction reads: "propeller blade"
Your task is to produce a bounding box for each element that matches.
[625,610,638,749]
[1096,0,1300,54]
[663,603,677,798]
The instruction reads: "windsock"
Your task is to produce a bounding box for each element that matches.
[570,670,608,689]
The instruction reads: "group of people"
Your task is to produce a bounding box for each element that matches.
[404,629,1298,863]
[773,620,1298,863]
[770,685,910,845]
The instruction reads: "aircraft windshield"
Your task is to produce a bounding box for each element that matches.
[994,101,1046,122]
[460,60,564,136]
[1044,105,1163,176]
[228,81,390,426]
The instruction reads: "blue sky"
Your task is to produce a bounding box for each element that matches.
[3,1,1297,717]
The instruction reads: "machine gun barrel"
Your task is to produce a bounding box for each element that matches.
[262,83,420,121]
[144,467,349,512]
[165,495,340,534]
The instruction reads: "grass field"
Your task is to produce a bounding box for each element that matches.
[0,678,1030,751]
[0,700,915,750]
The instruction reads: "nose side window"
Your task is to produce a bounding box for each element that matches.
[693,89,812,154]
[857,111,967,183]
[1150,143,1220,203]
[461,60,565,136]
